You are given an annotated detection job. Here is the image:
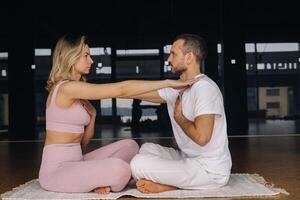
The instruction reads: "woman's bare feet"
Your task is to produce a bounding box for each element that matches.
[94,186,111,195]
[136,179,177,193]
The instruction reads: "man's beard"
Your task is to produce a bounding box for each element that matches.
[171,65,187,75]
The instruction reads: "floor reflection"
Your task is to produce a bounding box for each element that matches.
[2,119,300,141]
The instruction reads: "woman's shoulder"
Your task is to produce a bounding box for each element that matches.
[57,80,92,97]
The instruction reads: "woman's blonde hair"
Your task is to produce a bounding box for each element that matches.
[45,35,88,91]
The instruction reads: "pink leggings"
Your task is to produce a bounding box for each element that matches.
[39,139,139,193]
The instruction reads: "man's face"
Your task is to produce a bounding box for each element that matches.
[167,39,187,74]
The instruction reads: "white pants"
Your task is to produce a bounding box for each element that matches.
[130,143,229,189]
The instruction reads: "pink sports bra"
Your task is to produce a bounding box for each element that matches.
[46,80,91,133]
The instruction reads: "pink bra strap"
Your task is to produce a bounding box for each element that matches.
[50,80,69,106]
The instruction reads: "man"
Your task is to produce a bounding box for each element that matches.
[130,34,232,193]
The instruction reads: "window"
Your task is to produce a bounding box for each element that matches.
[247,88,258,111]
[34,49,52,80]
[266,89,280,96]
[0,52,9,128]
[266,102,280,109]
[117,99,133,123]
[163,45,179,78]
[101,99,113,116]
[0,94,9,127]
[87,47,112,81]
[0,52,8,81]
[115,59,160,79]
[115,49,161,79]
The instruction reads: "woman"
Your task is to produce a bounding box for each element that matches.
[38,35,193,194]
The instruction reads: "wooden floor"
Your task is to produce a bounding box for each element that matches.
[0,135,299,200]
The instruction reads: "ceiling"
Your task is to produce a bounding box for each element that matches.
[1,0,300,49]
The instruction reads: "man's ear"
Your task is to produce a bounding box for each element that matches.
[185,52,193,65]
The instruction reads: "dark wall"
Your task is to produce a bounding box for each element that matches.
[1,0,300,138]
[2,0,300,47]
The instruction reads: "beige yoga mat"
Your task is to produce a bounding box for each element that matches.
[1,173,288,200]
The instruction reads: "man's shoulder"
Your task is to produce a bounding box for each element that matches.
[191,79,218,92]
[189,79,222,101]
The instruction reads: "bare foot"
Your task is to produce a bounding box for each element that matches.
[136,179,177,193]
[94,186,111,195]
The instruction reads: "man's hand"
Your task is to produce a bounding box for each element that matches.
[174,95,183,123]
[167,78,197,90]
[174,94,214,147]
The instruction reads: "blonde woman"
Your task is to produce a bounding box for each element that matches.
[38,35,194,194]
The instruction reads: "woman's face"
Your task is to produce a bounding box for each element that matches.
[73,44,94,75]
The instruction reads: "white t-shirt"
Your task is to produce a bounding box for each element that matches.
[158,75,232,176]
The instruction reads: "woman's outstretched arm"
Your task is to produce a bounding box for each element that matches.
[60,79,191,100]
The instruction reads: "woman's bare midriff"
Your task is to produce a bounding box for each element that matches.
[45,131,83,145]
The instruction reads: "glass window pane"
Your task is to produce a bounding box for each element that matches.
[87,47,112,81]
[117,98,133,123]
[101,99,112,116]
[0,94,9,127]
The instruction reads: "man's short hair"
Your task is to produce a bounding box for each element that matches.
[174,34,207,64]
